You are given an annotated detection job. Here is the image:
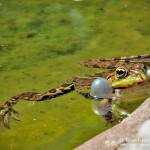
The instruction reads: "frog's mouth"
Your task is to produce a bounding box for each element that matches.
[111,68,149,89]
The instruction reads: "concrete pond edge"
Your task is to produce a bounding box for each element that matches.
[75,97,150,150]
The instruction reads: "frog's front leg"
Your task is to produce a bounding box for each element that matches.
[36,81,74,101]
[0,92,40,128]
[0,80,75,128]
[0,107,20,128]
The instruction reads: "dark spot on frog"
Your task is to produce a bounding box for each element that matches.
[49,88,57,93]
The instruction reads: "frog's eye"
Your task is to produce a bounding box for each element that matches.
[116,67,128,78]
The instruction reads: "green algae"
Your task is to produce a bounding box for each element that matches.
[0,0,150,149]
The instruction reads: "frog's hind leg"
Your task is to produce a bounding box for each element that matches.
[0,79,75,128]
[80,59,131,69]
[114,54,150,66]
[80,54,150,68]
[116,54,150,60]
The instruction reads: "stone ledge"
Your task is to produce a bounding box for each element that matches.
[75,97,150,150]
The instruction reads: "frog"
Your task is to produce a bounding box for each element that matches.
[0,54,150,128]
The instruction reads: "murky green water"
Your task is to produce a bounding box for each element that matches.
[0,0,149,149]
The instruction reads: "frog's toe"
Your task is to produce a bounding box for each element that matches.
[0,109,10,128]
[0,108,20,128]
[3,112,10,128]
[10,109,20,121]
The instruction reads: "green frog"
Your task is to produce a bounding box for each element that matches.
[0,54,150,128]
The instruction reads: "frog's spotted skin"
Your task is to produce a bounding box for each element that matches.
[80,54,150,68]
[0,54,150,128]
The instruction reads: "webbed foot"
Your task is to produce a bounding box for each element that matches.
[0,107,20,128]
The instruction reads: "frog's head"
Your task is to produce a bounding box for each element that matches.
[108,63,149,89]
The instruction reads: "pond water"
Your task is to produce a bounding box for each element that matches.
[0,0,149,149]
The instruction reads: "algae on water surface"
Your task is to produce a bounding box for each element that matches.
[0,0,150,149]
